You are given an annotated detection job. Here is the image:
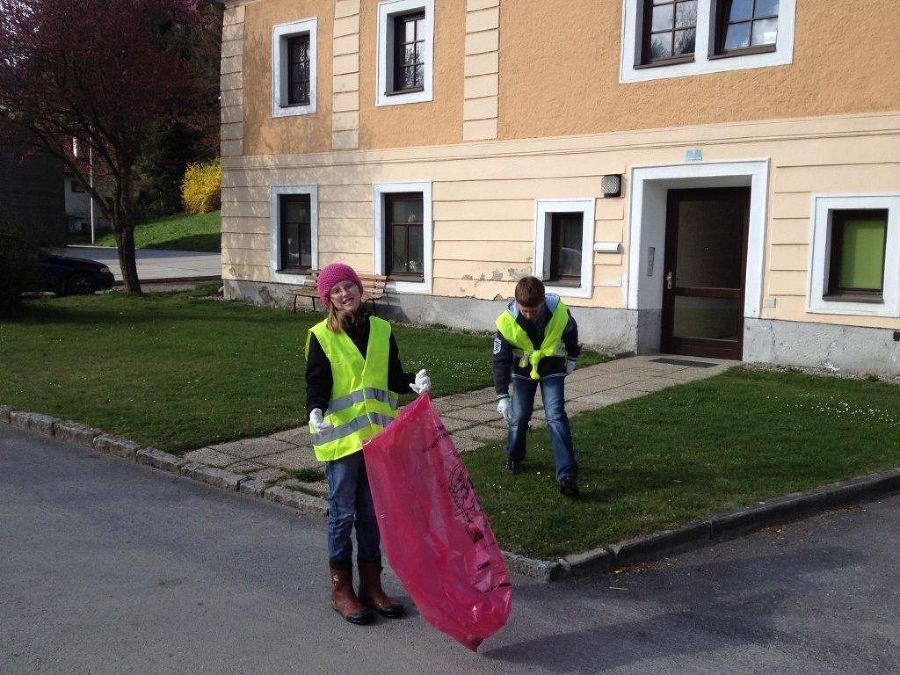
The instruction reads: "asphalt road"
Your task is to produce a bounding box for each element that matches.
[1,425,898,675]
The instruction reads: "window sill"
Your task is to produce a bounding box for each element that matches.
[633,55,695,70]
[387,273,425,282]
[276,267,313,275]
[384,87,425,97]
[546,278,582,288]
[709,45,777,60]
[822,294,884,304]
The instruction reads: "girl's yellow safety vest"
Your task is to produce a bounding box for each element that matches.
[495,298,569,379]
[305,317,399,462]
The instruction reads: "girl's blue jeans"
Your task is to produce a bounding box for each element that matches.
[324,451,381,568]
[508,373,578,481]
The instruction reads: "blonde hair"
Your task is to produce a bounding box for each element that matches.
[325,299,365,332]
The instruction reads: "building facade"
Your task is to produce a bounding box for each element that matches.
[220,0,900,375]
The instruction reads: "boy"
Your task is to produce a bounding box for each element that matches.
[492,276,581,497]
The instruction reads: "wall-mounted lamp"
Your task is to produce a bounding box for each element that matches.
[601,174,622,198]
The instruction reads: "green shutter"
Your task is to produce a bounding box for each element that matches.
[837,215,886,291]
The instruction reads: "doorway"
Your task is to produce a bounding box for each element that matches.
[661,188,750,359]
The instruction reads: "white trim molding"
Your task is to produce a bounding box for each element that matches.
[533,199,597,300]
[620,0,796,83]
[376,0,434,107]
[272,17,317,118]
[270,185,318,284]
[373,181,433,294]
[626,160,770,319]
[807,193,900,317]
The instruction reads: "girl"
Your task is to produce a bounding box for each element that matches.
[305,262,431,625]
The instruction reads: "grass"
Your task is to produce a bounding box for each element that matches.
[77,211,220,252]
[463,367,900,558]
[0,288,607,452]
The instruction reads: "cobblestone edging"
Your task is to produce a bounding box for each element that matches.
[3,403,899,583]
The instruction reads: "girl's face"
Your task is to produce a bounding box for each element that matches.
[329,280,361,312]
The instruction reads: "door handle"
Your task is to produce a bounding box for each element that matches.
[666,271,673,290]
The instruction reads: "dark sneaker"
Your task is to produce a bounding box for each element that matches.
[559,477,579,498]
[505,458,522,475]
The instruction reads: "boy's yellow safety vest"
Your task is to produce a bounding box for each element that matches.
[495,299,569,380]
[305,317,398,462]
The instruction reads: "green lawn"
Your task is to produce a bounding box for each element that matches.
[465,367,900,558]
[0,288,605,452]
[2,291,897,560]
[88,211,220,252]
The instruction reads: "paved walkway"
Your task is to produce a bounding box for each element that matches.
[58,246,221,282]
[183,355,733,497]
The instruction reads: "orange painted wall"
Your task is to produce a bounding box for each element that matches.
[498,1,900,140]
[242,0,334,157]
[357,0,466,148]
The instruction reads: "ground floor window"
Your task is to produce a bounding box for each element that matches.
[809,194,900,317]
[270,186,317,283]
[534,199,595,298]
[373,181,432,293]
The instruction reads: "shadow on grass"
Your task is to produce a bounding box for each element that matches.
[146,233,220,252]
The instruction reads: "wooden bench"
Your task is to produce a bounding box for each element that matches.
[289,271,388,316]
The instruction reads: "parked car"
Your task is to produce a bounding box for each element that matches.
[26,253,115,296]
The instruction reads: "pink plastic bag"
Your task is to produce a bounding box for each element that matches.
[362,394,512,651]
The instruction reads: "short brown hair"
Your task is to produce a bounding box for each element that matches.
[515,276,545,307]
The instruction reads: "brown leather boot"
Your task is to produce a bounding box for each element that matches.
[329,566,374,625]
[358,561,404,618]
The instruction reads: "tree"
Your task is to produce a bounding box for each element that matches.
[0,0,221,293]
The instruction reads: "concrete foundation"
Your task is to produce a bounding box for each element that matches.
[745,318,900,377]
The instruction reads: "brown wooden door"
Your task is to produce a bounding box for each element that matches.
[661,188,750,360]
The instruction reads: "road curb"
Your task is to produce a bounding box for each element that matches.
[3,405,899,583]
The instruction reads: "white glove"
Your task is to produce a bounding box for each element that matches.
[565,358,577,375]
[308,408,333,433]
[409,368,431,395]
[497,396,512,424]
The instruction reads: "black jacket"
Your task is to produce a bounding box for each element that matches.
[492,295,580,397]
[305,314,414,416]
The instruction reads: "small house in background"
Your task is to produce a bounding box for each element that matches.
[219,0,900,376]
[63,165,109,237]
[0,147,66,245]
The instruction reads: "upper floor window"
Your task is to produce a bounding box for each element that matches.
[287,34,310,105]
[642,0,697,65]
[272,18,317,117]
[621,0,795,82]
[716,0,779,55]
[393,12,426,93]
[376,0,433,107]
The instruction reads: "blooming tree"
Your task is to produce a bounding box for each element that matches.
[0,0,221,293]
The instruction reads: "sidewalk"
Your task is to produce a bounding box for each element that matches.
[58,246,221,282]
[182,355,732,498]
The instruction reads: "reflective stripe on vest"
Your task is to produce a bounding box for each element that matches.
[306,317,398,462]
[495,299,569,380]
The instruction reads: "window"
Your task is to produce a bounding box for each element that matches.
[287,34,310,106]
[376,0,434,107]
[620,0,795,82]
[279,194,313,272]
[716,0,779,55]
[641,0,697,65]
[534,199,596,298]
[373,182,433,293]
[393,12,425,93]
[808,195,900,317]
[272,18,317,117]
[270,186,318,283]
[71,181,85,193]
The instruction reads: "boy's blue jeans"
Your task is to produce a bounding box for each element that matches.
[324,451,381,568]
[508,374,578,481]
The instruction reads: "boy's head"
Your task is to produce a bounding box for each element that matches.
[515,276,545,321]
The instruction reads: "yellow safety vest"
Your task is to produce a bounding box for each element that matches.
[305,317,398,462]
[495,298,569,380]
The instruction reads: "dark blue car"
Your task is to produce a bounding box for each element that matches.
[28,254,116,295]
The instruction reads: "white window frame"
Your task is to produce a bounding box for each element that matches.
[272,18,317,118]
[271,185,318,284]
[375,0,434,107]
[619,0,796,83]
[533,199,596,299]
[373,182,433,294]
[807,194,900,317]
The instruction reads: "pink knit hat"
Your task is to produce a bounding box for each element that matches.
[317,262,364,307]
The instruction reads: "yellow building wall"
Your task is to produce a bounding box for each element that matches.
[498,1,900,140]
